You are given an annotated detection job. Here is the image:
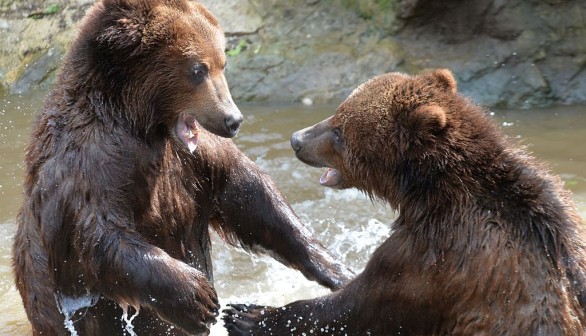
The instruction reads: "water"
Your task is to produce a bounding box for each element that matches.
[0,91,585,335]
[119,304,139,336]
[55,292,100,336]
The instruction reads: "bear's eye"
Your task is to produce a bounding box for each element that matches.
[332,128,344,147]
[191,63,208,84]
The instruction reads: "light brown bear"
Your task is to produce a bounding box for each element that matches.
[224,69,586,335]
[12,0,352,335]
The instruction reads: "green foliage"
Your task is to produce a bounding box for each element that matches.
[27,4,59,19]
[335,0,402,34]
[339,0,394,19]
[378,0,392,10]
[227,39,248,57]
[45,4,59,14]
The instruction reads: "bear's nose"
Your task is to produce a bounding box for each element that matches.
[225,115,243,136]
[290,132,302,152]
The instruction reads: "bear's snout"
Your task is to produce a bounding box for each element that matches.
[289,124,331,169]
[225,113,243,137]
[290,131,303,152]
[290,118,337,169]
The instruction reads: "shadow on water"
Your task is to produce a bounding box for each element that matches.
[0,91,585,335]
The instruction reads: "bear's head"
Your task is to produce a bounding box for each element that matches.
[291,69,498,206]
[69,0,242,152]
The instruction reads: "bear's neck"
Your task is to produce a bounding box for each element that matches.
[385,112,508,211]
[51,67,168,145]
[50,39,169,143]
[391,140,578,262]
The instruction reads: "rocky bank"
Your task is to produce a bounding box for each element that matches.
[1,0,585,108]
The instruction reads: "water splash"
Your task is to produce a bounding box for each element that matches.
[55,292,99,336]
[119,303,140,336]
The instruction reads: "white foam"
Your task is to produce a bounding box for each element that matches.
[55,292,99,336]
[119,303,140,336]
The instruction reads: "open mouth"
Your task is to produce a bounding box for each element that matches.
[175,113,200,153]
[319,167,343,188]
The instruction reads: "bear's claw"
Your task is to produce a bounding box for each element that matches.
[222,303,271,336]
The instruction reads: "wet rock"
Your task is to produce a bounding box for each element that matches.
[461,63,549,108]
[1,0,586,109]
[567,71,586,103]
[199,0,263,35]
[540,55,586,104]
[11,47,61,94]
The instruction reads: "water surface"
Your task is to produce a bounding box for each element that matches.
[0,92,585,335]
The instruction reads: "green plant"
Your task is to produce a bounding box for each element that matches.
[227,39,248,57]
[27,4,59,19]
[45,4,59,14]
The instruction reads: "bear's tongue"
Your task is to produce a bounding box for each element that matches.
[320,168,342,187]
[176,113,199,153]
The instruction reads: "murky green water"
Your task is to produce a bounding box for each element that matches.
[0,91,585,335]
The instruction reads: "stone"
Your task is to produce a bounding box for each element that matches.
[199,0,263,35]
[11,47,61,94]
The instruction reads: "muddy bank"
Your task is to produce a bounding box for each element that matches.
[1,0,585,108]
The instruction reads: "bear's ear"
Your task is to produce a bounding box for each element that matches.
[424,69,457,94]
[411,104,447,131]
[97,18,143,53]
[96,0,152,54]
[398,104,447,152]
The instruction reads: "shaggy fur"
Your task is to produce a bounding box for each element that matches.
[224,69,586,335]
[12,1,352,335]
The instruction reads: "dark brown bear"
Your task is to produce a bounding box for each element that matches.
[12,0,352,335]
[224,69,586,335]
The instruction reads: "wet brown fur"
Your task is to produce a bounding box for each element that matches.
[12,1,352,335]
[224,70,586,335]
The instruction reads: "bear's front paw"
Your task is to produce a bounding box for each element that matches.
[154,268,219,334]
[223,303,277,336]
[191,273,220,327]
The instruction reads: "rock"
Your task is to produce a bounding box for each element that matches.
[301,97,313,106]
[567,71,586,103]
[539,55,586,104]
[0,18,9,29]
[460,63,549,108]
[1,0,586,109]
[11,47,61,94]
[199,0,263,35]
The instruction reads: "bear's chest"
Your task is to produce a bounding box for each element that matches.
[133,149,216,278]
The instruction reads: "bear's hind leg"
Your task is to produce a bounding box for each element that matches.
[13,246,66,335]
